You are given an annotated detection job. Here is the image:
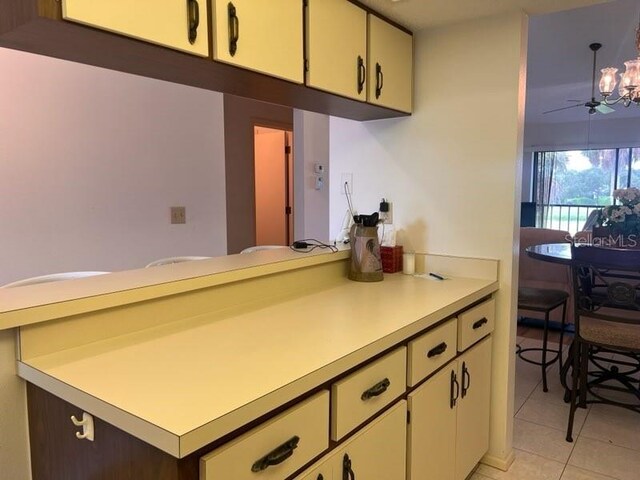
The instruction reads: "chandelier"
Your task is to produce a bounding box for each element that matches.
[598,15,640,107]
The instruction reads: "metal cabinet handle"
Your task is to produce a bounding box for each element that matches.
[343,453,356,480]
[228,2,240,56]
[472,317,488,330]
[187,0,199,44]
[361,377,390,400]
[251,436,299,472]
[357,56,366,94]
[450,370,460,409]
[427,342,448,358]
[375,62,384,99]
[461,361,471,398]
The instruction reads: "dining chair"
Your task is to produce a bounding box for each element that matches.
[566,245,640,442]
[518,227,572,392]
[1,271,110,289]
[144,256,211,268]
[239,245,288,254]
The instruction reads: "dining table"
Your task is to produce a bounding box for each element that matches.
[525,242,572,265]
[525,241,640,407]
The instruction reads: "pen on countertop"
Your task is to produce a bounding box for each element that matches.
[428,272,445,281]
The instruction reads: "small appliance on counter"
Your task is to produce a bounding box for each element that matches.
[348,213,383,282]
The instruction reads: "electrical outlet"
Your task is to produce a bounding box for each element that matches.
[381,203,393,224]
[170,206,186,224]
[382,202,393,224]
[340,173,353,195]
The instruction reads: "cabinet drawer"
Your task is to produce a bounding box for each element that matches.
[457,298,495,352]
[407,319,457,387]
[331,347,406,441]
[200,391,329,480]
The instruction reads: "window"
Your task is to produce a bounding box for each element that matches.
[533,147,640,235]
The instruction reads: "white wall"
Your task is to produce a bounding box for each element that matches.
[0,47,228,479]
[0,47,227,287]
[293,110,331,242]
[330,12,527,468]
[524,116,640,152]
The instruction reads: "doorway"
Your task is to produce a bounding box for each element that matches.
[253,126,294,246]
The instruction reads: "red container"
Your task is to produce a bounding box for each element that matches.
[380,246,403,273]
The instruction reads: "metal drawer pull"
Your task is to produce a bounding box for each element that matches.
[251,435,299,472]
[375,62,384,99]
[472,317,488,330]
[361,377,390,400]
[427,342,448,358]
[228,2,240,56]
[343,453,356,480]
[357,55,365,94]
[450,370,459,409]
[461,361,471,398]
[187,0,199,44]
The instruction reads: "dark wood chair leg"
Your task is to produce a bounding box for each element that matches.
[542,311,550,392]
[579,342,589,408]
[557,300,567,373]
[566,339,580,442]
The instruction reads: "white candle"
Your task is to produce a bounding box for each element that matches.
[403,253,415,275]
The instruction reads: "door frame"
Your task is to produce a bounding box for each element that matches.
[252,119,294,246]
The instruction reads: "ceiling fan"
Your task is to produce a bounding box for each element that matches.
[543,43,615,116]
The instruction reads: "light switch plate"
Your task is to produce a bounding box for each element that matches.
[170,207,186,224]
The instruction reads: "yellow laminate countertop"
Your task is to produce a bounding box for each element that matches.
[19,272,497,458]
[0,247,350,329]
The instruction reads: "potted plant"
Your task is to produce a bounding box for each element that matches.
[594,187,640,248]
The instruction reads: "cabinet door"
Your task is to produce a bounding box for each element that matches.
[367,15,413,113]
[306,0,367,101]
[328,400,407,480]
[62,0,209,57]
[407,362,458,480]
[455,337,493,480]
[212,0,303,83]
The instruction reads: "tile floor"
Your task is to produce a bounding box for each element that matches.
[470,325,640,480]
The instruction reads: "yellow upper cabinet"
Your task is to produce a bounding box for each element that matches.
[368,15,413,113]
[61,0,209,57]
[212,0,304,84]
[306,0,367,101]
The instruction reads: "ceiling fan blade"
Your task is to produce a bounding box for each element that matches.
[596,104,614,114]
[543,104,585,114]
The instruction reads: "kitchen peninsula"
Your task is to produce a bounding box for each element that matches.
[0,248,498,479]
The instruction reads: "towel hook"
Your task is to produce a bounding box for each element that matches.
[70,412,94,441]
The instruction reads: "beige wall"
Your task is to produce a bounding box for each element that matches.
[329,12,528,468]
[293,110,331,243]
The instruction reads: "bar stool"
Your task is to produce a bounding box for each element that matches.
[145,256,211,267]
[1,271,110,289]
[517,287,569,392]
[517,227,572,392]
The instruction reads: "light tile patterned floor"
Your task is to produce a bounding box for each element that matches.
[470,327,639,480]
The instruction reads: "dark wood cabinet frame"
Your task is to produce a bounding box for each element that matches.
[0,0,411,121]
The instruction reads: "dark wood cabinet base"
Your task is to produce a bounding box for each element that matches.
[27,384,196,480]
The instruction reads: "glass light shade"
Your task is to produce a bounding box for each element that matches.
[619,70,634,97]
[599,67,618,95]
[623,59,640,88]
